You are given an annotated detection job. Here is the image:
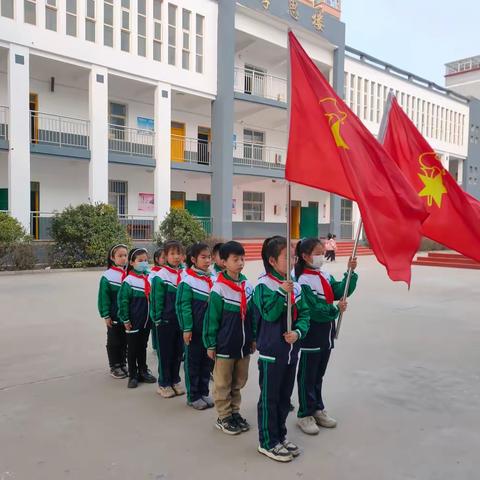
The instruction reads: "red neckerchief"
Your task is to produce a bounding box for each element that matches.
[266,273,298,321]
[303,269,334,304]
[163,265,182,286]
[129,271,151,299]
[110,266,127,281]
[216,273,247,321]
[151,266,162,273]
[187,268,213,290]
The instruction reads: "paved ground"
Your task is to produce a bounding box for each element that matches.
[1,257,480,480]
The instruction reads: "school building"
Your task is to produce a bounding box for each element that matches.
[0,0,478,242]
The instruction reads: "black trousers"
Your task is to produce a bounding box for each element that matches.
[325,250,335,261]
[184,334,213,402]
[297,348,332,417]
[126,328,150,378]
[257,358,297,450]
[155,322,183,387]
[106,322,127,369]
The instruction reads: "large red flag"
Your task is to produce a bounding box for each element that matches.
[383,97,480,262]
[286,32,428,285]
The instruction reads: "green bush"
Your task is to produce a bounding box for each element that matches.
[157,209,207,248]
[50,203,131,268]
[0,213,35,270]
[11,242,36,270]
[0,212,26,244]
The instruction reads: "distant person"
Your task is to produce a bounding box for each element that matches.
[148,246,165,352]
[324,233,337,262]
[210,242,225,281]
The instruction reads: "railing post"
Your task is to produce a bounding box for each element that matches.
[58,115,62,148]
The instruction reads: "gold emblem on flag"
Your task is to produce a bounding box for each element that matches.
[319,97,350,150]
[289,0,299,20]
[417,152,447,208]
[312,11,324,31]
[261,0,270,9]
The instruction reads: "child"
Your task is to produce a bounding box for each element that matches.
[203,241,256,435]
[176,242,214,410]
[254,236,310,462]
[294,238,357,435]
[148,246,165,352]
[324,233,334,262]
[97,244,129,379]
[210,242,224,281]
[117,248,157,389]
[151,240,186,398]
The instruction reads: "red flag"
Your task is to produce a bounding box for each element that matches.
[383,97,480,262]
[286,32,428,285]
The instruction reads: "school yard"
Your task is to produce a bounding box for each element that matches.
[0,257,479,480]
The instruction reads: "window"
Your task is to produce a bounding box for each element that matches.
[356,77,361,116]
[24,0,35,24]
[153,0,162,61]
[195,14,204,73]
[376,83,381,122]
[1,0,14,18]
[104,0,114,47]
[369,81,375,122]
[243,192,265,222]
[137,0,146,56]
[109,180,128,216]
[109,102,127,127]
[45,0,57,31]
[349,74,355,110]
[66,0,77,36]
[243,128,265,163]
[244,64,266,96]
[363,79,368,120]
[182,9,190,69]
[121,0,130,52]
[168,3,177,65]
[85,0,95,42]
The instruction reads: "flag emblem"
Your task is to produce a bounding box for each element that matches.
[319,97,350,150]
[417,152,447,208]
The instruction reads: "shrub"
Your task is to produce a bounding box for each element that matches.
[0,213,34,270]
[11,242,36,270]
[157,209,207,248]
[0,212,26,244]
[50,203,131,268]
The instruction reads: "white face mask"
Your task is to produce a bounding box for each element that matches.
[312,255,324,269]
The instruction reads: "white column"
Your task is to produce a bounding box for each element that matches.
[154,83,171,229]
[88,65,109,204]
[458,158,464,186]
[352,201,362,240]
[8,45,30,232]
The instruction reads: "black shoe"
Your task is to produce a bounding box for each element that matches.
[138,369,156,383]
[232,413,250,432]
[215,416,241,435]
[120,365,129,377]
[110,367,127,379]
[128,377,138,389]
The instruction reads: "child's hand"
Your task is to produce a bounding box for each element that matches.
[337,300,348,313]
[183,332,192,345]
[283,331,299,344]
[280,280,294,293]
[348,257,358,271]
[124,322,132,331]
[207,349,216,360]
[251,341,257,354]
[105,318,113,328]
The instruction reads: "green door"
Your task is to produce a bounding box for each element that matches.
[300,205,319,238]
[0,188,8,211]
[185,200,211,217]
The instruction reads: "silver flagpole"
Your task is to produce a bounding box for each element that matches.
[335,90,395,339]
[286,29,292,332]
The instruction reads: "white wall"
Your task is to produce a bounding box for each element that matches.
[172,171,211,200]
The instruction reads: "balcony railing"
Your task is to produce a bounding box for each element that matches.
[117,214,155,240]
[234,67,287,103]
[171,135,211,165]
[233,142,286,170]
[30,111,89,149]
[109,125,154,157]
[0,106,8,142]
[30,211,55,240]
[340,221,353,240]
[194,216,212,235]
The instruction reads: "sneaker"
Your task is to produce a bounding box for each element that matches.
[138,369,156,384]
[110,367,127,379]
[157,386,176,398]
[188,398,208,410]
[127,377,138,389]
[232,412,250,432]
[282,439,301,457]
[313,409,337,428]
[297,416,320,435]
[172,383,186,396]
[201,396,215,408]
[258,444,293,463]
[215,416,241,435]
[120,365,129,377]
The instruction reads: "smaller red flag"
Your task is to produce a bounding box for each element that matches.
[383,98,480,263]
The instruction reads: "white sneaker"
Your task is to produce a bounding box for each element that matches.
[157,386,176,398]
[258,443,293,463]
[172,382,186,396]
[313,409,337,428]
[297,416,320,435]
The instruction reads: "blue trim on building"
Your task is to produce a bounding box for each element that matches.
[233,165,284,179]
[234,92,287,110]
[30,143,90,159]
[108,152,155,167]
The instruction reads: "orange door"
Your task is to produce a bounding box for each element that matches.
[291,201,301,239]
[171,122,185,162]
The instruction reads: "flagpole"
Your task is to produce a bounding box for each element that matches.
[286,28,292,333]
[335,90,395,339]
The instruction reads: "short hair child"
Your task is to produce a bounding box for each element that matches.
[98,244,129,379]
[117,248,157,388]
[294,238,358,435]
[254,236,310,462]
[150,240,186,398]
[176,242,214,410]
[211,242,225,280]
[203,240,256,434]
